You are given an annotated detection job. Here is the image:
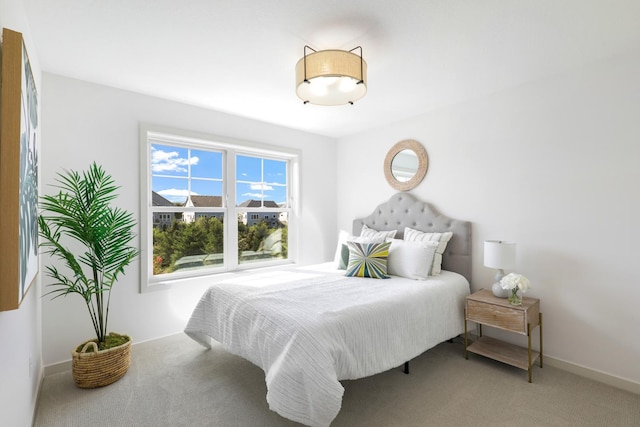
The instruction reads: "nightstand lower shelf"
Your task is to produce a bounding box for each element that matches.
[464,289,543,382]
[467,335,540,371]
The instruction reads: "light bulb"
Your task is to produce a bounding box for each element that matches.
[309,79,328,96]
[339,77,357,93]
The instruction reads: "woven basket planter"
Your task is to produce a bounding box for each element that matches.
[71,333,132,388]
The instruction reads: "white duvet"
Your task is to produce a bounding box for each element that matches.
[184,263,470,426]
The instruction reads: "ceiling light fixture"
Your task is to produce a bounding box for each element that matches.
[295,45,367,106]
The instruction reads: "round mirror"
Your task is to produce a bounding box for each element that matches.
[391,149,419,182]
[384,140,428,191]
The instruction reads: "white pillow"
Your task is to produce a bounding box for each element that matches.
[387,239,439,280]
[403,227,453,275]
[333,229,385,268]
[333,230,353,267]
[360,224,397,241]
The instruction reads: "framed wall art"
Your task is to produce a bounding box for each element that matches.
[0,28,39,311]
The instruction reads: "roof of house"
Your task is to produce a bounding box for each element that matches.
[239,199,279,208]
[152,191,174,207]
[189,195,223,208]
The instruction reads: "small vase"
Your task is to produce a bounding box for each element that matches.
[508,288,522,306]
[491,282,508,298]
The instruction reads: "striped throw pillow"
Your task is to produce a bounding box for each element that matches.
[403,227,453,275]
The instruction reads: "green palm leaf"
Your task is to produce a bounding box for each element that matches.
[39,163,139,344]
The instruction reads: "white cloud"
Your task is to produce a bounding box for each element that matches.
[250,183,273,191]
[151,147,199,173]
[242,183,275,200]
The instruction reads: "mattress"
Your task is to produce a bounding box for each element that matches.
[185,262,470,426]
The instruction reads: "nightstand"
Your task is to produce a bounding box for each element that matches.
[464,289,543,382]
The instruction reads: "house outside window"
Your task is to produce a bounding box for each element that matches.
[140,126,299,290]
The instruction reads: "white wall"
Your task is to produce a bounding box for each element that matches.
[336,49,640,387]
[11,7,639,418]
[40,73,337,365]
[0,0,43,425]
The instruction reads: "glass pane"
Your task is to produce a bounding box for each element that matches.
[235,156,287,207]
[191,149,222,180]
[151,211,183,230]
[236,182,262,206]
[236,155,261,182]
[237,212,288,264]
[152,213,225,275]
[151,144,190,177]
[391,149,418,182]
[236,182,286,207]
[191,179,223,201]
[264,159,286,185]
[269,186,287,206]
[151,176,188,205]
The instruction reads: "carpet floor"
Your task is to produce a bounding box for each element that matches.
[34,333,640,426]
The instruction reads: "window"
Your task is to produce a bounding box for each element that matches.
[140,126,299,290]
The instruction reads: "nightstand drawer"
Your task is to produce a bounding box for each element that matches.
[466,300,525,334]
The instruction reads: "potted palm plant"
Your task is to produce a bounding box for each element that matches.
[38,162,139,388]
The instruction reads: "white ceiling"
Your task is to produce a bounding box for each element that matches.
[23,0,640,138]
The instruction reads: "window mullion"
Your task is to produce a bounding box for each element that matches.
[226,149,238,271]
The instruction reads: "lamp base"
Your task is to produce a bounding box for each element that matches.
[492,282,508,298]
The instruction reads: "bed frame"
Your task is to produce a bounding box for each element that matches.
[185,193,473,425]
[353,193,472,374]
[353,192,472,283]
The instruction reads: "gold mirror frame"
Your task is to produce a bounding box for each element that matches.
[383,139,428,191]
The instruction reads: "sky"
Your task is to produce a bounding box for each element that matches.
[151,143,287,205]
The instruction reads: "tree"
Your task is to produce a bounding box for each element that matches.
[152,216,287,272]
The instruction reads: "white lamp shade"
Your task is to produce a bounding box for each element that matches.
[484,240,516,269]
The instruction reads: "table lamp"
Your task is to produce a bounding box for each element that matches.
[484,240,516,298]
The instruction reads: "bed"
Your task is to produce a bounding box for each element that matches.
[185,193,472,426]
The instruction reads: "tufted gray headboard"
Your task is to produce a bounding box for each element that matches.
[352,193,472,284]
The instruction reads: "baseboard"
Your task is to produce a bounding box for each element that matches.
[43,332,185,376]
[459,331,640,395]
[32,367,44,427]
[544,355,640,395]
[44,359,71,376]
[44,333,640,395]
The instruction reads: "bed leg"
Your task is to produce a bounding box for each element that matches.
[403,361,409,374]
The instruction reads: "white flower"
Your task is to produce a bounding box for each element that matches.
[499,273,531,293]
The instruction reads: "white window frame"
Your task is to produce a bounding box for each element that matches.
[139,124,300,292]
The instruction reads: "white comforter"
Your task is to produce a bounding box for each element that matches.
[184,264,470,426]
